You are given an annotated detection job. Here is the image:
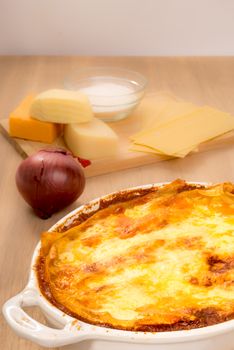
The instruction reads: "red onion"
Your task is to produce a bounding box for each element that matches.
[16,148,87,219]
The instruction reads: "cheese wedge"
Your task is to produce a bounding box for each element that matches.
[64,118,119,159]
[9,95,62,143]
[30,89,93,124]
[135,106,234,157]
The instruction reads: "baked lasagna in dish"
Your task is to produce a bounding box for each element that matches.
[37,180,234,331]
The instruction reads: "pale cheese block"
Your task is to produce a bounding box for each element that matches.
[30,89,93,123]
[64,118,119,159]
[135,106,234,157]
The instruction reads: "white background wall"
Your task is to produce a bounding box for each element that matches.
[1,0,234,55]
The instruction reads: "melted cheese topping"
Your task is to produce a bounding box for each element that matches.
[38,180,234,331]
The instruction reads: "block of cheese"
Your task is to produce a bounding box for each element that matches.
[30,89,93,124]
[135,106,234,157]
[9,95,62,143]
[64,118,119,159]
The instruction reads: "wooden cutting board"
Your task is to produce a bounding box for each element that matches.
[1,113,234,178]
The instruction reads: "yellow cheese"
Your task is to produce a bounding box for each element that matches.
[38,180,234,330]
[135,106,234,156]
[9,95,62,143]
[30,89,93,124]
[64,118,119,159]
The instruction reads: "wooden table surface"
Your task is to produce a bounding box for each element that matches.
[1,56,234,350]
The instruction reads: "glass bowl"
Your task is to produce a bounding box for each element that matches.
[64,67,147,122]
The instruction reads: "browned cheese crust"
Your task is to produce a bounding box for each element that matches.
[36,180,234,332]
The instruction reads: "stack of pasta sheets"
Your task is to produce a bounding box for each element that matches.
[130,92,234,158]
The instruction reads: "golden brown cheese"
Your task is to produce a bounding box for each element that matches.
[37,180,234,331]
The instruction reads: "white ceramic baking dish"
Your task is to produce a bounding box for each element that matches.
[3,183,234,350]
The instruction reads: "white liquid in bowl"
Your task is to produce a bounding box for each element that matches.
[78,79,142,121]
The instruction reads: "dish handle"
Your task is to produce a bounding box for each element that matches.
[3,290,89,347]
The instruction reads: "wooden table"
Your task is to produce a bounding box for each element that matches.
[1,56,234,350]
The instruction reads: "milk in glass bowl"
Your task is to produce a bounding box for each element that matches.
[64,67,147,122]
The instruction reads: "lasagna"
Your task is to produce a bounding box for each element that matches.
[37,180,234,331]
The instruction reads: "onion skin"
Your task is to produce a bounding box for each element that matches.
[15,148,86,219]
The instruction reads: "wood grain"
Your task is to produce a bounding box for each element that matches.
[1,56,234,350]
